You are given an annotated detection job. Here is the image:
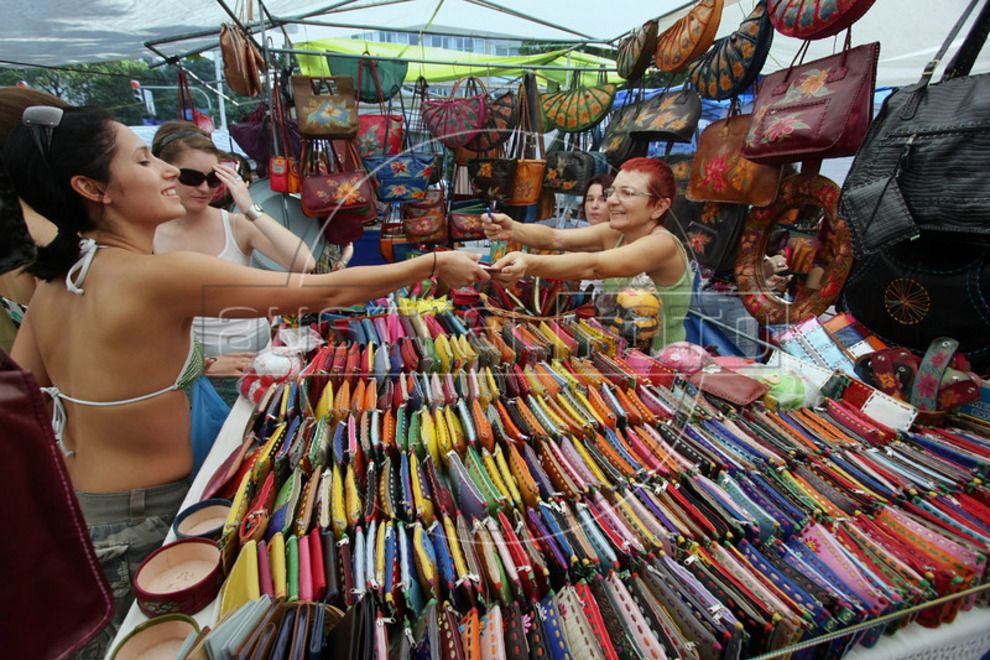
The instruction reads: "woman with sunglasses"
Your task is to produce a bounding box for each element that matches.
[152,122,316,392]
[483,157,693,348]
[4,105,487,655]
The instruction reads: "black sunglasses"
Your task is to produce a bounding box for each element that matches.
[178,168,222,188]
[22,105,64,161]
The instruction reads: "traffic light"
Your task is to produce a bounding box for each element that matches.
[130,80,142,103]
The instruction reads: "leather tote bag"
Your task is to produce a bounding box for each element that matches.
[742,39,880,165]
[687,112,782,206]
[421,77,489,149]
[617,19,659,81]
[768,0,877,40]
[219,0,265,97]
[840,0,990,255]
[325,53,407,102]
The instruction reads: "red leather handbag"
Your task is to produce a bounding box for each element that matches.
[421,77,489,150]
[300,140,377,244]
[0,351,113,658]
[354,58,404,159]
[768,0,877,40]
[742,40,880,165]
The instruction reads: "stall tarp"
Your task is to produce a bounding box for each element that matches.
[295,38,622,86]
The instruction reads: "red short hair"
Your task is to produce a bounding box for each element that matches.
[619,157,676,205]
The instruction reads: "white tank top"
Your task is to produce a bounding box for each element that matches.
[193,210,272,357]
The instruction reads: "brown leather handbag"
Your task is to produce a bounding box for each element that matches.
[687,113,782,206]
[617,20,659,80]
[292,75,359,139]
[219,1,265,97]
[509,79,546,206]
[629,88,702,144]
[742,40,880,165]
[655,0,725,73]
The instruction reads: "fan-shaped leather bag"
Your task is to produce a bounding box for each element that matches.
[655,0,725,73]
[617,20,659,80]
[689,0,774,100]
[768,0,877,40]
[540,83,617,133]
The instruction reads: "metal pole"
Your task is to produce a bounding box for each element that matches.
[463,0,599,41]
[268,46,618,73]
[214,53,228,130]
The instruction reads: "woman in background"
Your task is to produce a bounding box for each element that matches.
[581,173,613,225]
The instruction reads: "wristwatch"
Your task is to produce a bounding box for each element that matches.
[244,203,264,222]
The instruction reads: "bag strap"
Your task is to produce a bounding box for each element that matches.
[921,0,988,84]
[944,0,990,80]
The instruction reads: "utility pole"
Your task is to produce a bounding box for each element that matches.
[214,53,228,130]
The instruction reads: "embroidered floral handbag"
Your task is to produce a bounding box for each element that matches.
[354,57,403,159]
[467,156,518,203]
[655,0,725,73]
[768,0,877,40]
[683,202,748,274]
[628,88,702,143]
[364,152,435,203]
[543,131,597,194]
[292,75,359,138]
[411,77,446,184]
[741,40,880,165]
[687,112,782,206]
[421,77,489,149]
[617,19,659,80]
[464,79,517,153]
[302,140,376,226]
[540,72,617,133]
[402,189,448,243]
[688,0,774,100]
[449,199,488,241]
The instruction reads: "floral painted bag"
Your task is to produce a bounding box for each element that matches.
[300,139,377,237]
[292,75,359,139]
[742,40,880,165]
[421,77,489,149]
[628,88,702,144]
[508,78,546,206]
[354,57,403,159]
[687,113,782,206]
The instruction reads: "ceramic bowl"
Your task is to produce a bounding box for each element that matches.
[109,613,199,659]
[133,538,222,617]
[172,498,231,540]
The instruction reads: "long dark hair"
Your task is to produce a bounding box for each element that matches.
[1,107,117,280]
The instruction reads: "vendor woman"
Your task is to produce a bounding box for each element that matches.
[484,157,693,349]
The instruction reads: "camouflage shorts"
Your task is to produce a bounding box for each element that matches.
[73,479,189,659]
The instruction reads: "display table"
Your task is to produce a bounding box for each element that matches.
[108,394,990,660]
[107,395,255,658]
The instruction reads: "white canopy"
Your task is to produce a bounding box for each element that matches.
[2,0,988,87]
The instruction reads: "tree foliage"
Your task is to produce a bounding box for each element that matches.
[0,57,263,125]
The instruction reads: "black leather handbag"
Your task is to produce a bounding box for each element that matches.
[840,0,990,256]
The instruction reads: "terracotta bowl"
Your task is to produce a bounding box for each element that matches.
[134,538,222,617]
[109,613,199,660]
[172,498,232,540]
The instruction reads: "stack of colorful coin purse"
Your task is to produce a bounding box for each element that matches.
[170,295,990,659]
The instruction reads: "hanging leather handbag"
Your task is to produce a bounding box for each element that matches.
[600,87,649,167]
[269,68,302,194]
[1,350,113,659]
[421,77,489,149]
[468,156,518,203]
[742,39,880,165]
[843,234,990,371]
[683,202,749,274]
[617,19,659,81]
[326,53,408,102]
[840,0,990,256]
[687,112,782,206]
[629,88,702,143]
[402,189,448,243]
[655,0,725,73]
[540,72,617,133]
[411,76,446,184]
[509,78,547,206]
[219,1,265,97]
[768,0,877,40]
[301,140,377,244]
[292,75,359,138]
[543,141,597,194]
[364,151,435,203]
[688,0,774,100]
[464,79,517,153]
[176,69,214,132]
